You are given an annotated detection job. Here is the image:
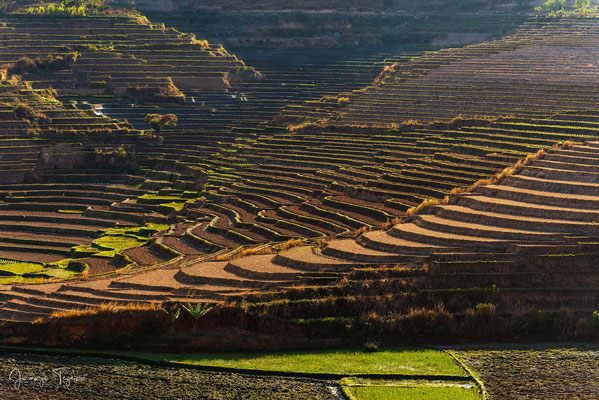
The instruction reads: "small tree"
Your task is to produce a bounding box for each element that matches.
[163,306,180,336]
[145,113,177,133]
[181,302,213,335]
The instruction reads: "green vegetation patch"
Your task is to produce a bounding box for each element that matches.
[71,223,170,258]
[101,223,170,238]
[93,235,146,253]
[159,202,185,212]
[138,193,182,201]
[0,258,81,284]
[140,347,468,376]
[0,260,46,276]
[137,190,200,214]
[344,383,480,400]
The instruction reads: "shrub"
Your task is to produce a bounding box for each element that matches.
[94,145,129,159]
[27,0,106,16]
[145,113,178,132]
[8,57,36,74]
[127,80,185,104]
[462,303,509,340]
[338,97,350,106]
[278,238,303,251]
[362,340,380,352]
[13,103,34,120]
[544,0,565,11]
[13,103,49,124]
[512,308,575,339]
[5,52,79,76]
[51,301,160,319]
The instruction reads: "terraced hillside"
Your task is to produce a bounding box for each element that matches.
[146,111,599,257]
[277,18,599,126]
[0,13,257,93]
[119,0,533,13]
[0,13,424,132]
[1,138,598,323]
[148,10,527,48]
[97,47,403,130]
[0,11,403,288]
[0,6,598,345]
[0,79,214,279]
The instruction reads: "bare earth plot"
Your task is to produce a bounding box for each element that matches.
[0,352,337,400]
[457,345,599,400]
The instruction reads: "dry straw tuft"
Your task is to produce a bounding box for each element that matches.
[51,302,161,319]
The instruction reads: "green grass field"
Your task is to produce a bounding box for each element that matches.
[137,347,468,376]
[0,261,45,275]
[0,346,480,399]
[0,346,467,377]
[345,385,480,400]
[70,223,171,258]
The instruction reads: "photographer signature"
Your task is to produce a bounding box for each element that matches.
[8,367,85,390]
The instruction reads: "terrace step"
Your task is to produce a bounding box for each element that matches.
[174,261,295,289]
[224,255,330,281]
[0,308,45,323]
[388,222,510,248]
[356,230,452,255]
[456,195,599,222]
[272,246,356,271]
[478,185,599,210]
[414,213,567,241]
[322,238,427,264]
[504,175,599,196]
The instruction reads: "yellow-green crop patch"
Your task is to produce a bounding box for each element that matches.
[139,347,468,376]
[159,202,186,212]
[0,260,45,276]
[139,194,182,200]
[70,223,170,258]
[0,258,81,284]
[343,384,480,400]
[93,235,146,256]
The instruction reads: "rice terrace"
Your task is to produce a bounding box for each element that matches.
[0,0,598,398]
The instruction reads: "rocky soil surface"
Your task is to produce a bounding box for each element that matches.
[458,344,599,400]
[0,353,338,400]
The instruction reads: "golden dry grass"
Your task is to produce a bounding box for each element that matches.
[51,301,161,319]
[278,238,304,251]
[239,246,274,257]
[287,120,327,133]
[216,239,305,261]
[338,97,350,106]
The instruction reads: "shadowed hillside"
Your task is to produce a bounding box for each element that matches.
[277,18,599,125]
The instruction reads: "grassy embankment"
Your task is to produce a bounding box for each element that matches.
[0,346,482,399]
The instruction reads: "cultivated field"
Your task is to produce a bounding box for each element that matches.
[0,138,597,326]
[278,18,599,126]
[0,0,595,361]
[0,352,338,400]
[458,344,599,399]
